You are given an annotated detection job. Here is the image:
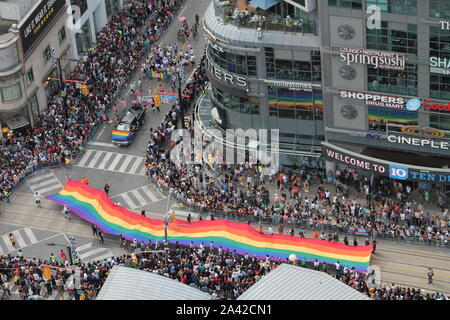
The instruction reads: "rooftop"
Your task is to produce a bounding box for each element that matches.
[96,265,212,300]
[237,264,371,300]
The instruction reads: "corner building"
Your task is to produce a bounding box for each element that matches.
[202,0,450,189]
[201,0,324,169]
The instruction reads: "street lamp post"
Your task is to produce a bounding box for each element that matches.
[163,212,172,266]
[176,64,186,129]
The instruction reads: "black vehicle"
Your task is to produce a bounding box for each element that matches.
[112,103,146,145]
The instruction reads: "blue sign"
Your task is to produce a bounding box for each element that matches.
[389,165,409,180]
[406,98,421,111]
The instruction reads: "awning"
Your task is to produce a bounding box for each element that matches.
[249,0,281,10]
[6,115,30,130]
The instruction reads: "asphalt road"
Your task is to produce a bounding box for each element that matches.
[1,0,449,297]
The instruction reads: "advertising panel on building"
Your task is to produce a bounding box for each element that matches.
[340,48,407,70]
[19,0,66,56]
[322,142,450,182]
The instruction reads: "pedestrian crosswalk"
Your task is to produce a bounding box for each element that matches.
[75,149,146,176]
[0,228,39,255]
[27,172,64,195]
[110,185,166,210]
[76,242,113,263]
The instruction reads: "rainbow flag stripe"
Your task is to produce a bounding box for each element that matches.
[46,181,373,270]
[112,129,133,141]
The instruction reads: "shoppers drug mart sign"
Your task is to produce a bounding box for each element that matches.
[340,48,407,70]
[339,90,407,109]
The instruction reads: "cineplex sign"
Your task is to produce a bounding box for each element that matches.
[322,142,450,182]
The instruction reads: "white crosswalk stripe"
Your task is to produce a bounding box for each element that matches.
[75,150,146,175]
[27,172,63,195]
[0,228,39,254]
[111,185,165,210]
[75,242,113,262]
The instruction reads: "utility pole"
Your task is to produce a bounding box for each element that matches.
[177,63,186,129]
[50,47,68,118]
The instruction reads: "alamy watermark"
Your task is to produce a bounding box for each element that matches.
[66,5,82,33]
[366,5,381,30]
[169,127,280,176]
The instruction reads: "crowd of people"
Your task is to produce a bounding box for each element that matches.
[0,0,183,200]
[2,243,448,300]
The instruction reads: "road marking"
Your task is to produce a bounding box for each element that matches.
[34,184,64,195]
[120,193,136,208]
[79,247,109,260]
[12,231,27,248]
[178,5,186,18]
[132,190,148,208]
[118,156,134,172]
[76,242,93,252]
[141,186,159,202]
[109,153,123,171]
[1,234,15,251]
[382,246,450,257]
[27,173,55,184]
[89,151,104,168]
[91,252,113,262]
[31,178,58,188]
[88,142,118,148]
[96,152,113,170]
[23,228,38,244]
[376,264,450,278]
[77,149,94,166]
[128,157,143,174]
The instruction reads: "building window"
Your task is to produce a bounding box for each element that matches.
[430,0,450,19]
[208,45,256,77]
[26,68,34,86]
[29,93,39,119]
[368,63,418,96]
[328,0,362,9]
[366,0,417,15]
[268,86,323,120]
[211,87,259,114]
[367,21,417,55]
[368,107,418,132]
[58,27,66,43]
[70,0,88,15]
[265,48,321,83]
[1,83,22,102]
[43,46,51,63]
[430,113,450,131]
[429,26,450,99]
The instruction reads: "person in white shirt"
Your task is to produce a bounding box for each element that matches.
[34,192,41,208]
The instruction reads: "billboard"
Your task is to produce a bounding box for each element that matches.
[19,0,66,56]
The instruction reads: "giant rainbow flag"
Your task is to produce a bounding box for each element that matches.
[47,181,373,270]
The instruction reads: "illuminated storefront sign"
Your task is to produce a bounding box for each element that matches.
[400,126,445,139]
[440,21,450,30]
[265,80,313,92]
[206,56,247,87]
[423,99,450,112]
[340,48,407,70]
[322,142,450,182]
[339,90,407,109]
[430,57,450,75]
[19,0,66,56]
[387,135,449,150]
